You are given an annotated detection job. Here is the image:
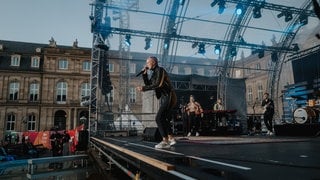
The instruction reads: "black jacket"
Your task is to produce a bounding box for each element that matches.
[142,65,174,99]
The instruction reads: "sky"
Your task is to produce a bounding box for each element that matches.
[0,0,319,60]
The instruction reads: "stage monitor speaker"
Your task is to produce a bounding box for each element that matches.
[143,127,161,142]
[77,130,88,151]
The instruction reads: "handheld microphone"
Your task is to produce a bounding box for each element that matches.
[136,67,148,77]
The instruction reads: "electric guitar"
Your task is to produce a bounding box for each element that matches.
[263,101,271,113]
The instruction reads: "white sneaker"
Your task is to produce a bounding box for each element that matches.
[155,141,170,149]
[169,138,176,146]
[269,132,274,136]
[196,132,199,136]
[187,132,191,137]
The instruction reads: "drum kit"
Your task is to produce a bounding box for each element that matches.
[289,96,320,124]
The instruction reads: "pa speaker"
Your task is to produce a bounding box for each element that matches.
[143,127,161,142]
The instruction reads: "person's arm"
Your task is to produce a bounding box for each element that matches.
[142,67,165,91]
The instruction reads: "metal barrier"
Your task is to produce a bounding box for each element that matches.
[26,154,89,180]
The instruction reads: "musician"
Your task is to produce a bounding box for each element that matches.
[213,98,225,126]
[185,95,203,136]
[262,92,274,135]
[137,56,177,149]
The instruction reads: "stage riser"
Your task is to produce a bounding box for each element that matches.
[274,124,320,136]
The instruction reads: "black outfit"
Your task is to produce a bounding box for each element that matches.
[262,98,274,132]
[142,65,177,139]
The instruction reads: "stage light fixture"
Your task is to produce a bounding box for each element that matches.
[218,0,226,14]
[292,43,299,51]
[230,47,237,57]
[285,12,293,22]
[179,0,185,5]
[198,43,206,54]
[252,6,262,18]
[258,49,265,58]
[156,0,163,5]
[277,12,284,18]
[299,14,308,26]
[210,0,218,7]
[235,3,243,15]
[191,42,198,49]
[214,45,221,55]
[125,34,131,46]
[144,37,152,50]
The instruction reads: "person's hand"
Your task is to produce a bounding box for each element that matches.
[136,86,143,92]
[201,113,204,118]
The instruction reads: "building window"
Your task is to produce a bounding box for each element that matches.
[197,68,204,76]
[11,55,20,66]
[184,67,192,75]
[56,82,67,103]
[81,83,90,97]
[6,113,15,131]
[82,61,91,71]
[58,59,68,69]
[129,63,136,74]
[235,70,241,78]
[31,56,40,68]
[129,87,136,103]
[9,82,19,100]
[27,114,36,131]
[172,66,179,74]
[109,63,114,72]
[29,83,39,102]
[247,86,253,103]
[257,82,264,100]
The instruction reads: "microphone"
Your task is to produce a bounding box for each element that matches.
[136,67,148,77]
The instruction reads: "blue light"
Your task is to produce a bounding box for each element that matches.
[214,45,221,55]
[235,3,243,15]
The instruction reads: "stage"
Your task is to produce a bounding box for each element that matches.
[90,134,320,179]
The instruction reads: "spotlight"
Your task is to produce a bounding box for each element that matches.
[214,45,221,55]
[299,14,308,26]
[285,12,293,22]
[156,0,163,5]
[292,43,299,51]
[252,6,261,18]
[210,0,218,7]
[230,47,237,57]
[125,34,131,46]
[218,0,226,14]
[277,12,285,18]
[191,42,198,49]
[179,0,185,5]
[95,43,109,51]
[144,37,152,50]
[164,39,170,49]
[198,43,206,54]
[235,3,243,15]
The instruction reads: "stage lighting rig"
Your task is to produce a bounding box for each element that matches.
[235,3,243,15]
[214,45,221,55]
[144,37,152,50]
[198,43,206,54]
[125,34,131,46]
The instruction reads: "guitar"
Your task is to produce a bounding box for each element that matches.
[263,101,271,113]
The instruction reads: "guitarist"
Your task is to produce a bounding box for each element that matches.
[262,93,274,135]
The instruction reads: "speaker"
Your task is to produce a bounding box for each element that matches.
[77,130,88,151]
[143,127,162,142]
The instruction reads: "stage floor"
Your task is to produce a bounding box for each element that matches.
[97,134,320,179]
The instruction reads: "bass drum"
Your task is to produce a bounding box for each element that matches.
[293,107,318,124]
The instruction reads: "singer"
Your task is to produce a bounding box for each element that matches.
[136,56,177,149]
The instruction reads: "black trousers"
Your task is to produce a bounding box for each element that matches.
[155,92,177,139]
[264,112,274,132]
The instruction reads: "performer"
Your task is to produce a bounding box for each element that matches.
[185,95,203,136]
[262,92,274,135]
[137,56,177,149]
[213,98,224,126]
